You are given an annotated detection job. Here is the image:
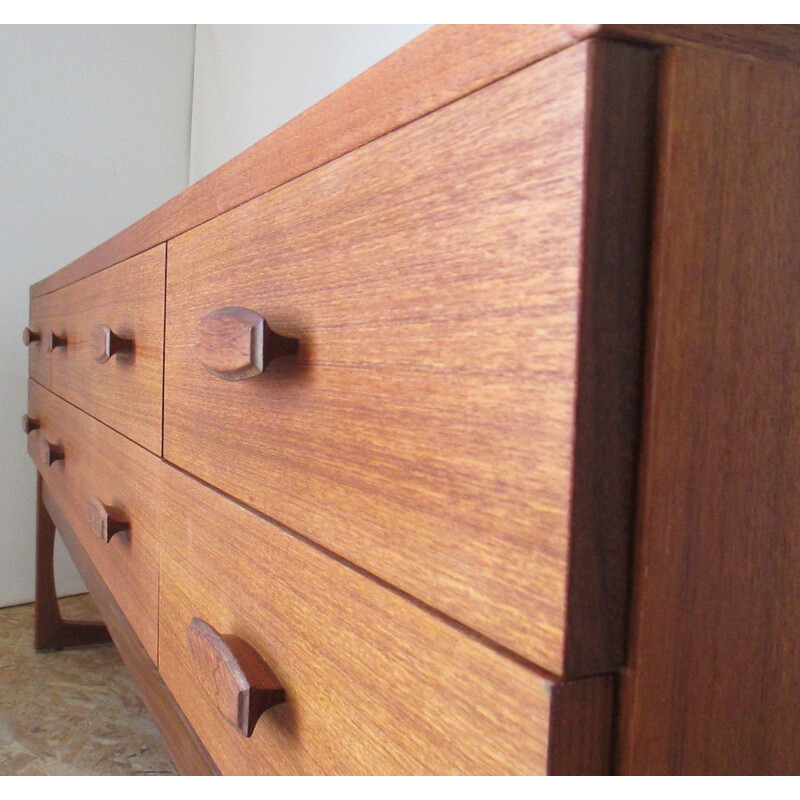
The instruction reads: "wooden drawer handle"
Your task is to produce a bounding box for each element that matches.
[23,327,41,346]
[41,438,64,466]
[196,306,298,381]
[22,414,40,435]
[90,324,133,363]
[86,498,130,542]
[187,618,285,737]
[45,329,68,352]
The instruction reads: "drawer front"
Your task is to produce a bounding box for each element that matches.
[158,464,558,775]
[165,45,591,673]
[26,293,58,389]
[27,380,160,661]
[48,245,165,455]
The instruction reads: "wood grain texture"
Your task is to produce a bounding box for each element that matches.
[547,674,615,775]
[41,483,218,776]
[165,45,591,675]
[158,463,560,776]
[165,41,654,677]
[27,380,161,663]
[29,26,800,303]
[30,25,595,300]
[45,245,165,455]
[616,47,800,775]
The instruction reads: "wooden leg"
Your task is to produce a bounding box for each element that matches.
[34,473,111,651]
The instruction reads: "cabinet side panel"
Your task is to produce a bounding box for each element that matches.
[618,46,800,774]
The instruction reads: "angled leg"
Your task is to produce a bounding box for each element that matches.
[35,473,111,651]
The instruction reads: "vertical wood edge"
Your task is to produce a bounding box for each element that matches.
[563,40,659,677]
[548,673,616,775]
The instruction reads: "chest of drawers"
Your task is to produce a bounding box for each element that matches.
[24,25,800,774]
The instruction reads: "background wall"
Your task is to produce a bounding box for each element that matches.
[3,24,430,607]
[1,25,195,607]
[189,25,430,182]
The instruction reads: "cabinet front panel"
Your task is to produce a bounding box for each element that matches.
[158,463,555,775]
[27,380,161,662]
[47,245,165,455]
[165,44,592,674]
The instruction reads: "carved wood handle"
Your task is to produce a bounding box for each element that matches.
[45,329,68,353]
[187,618,285,737]
[196,306,298,381]
[22,414,40,435]
[41,438,64,466]
[90,325,133,363]
[86,498,130,542]
[23,327,41,346]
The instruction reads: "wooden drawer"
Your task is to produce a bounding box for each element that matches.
[44,245,165,455]
[26,292,59,389]
[164,41,654,675]
[158,463,613,775]
[26,379,160,662]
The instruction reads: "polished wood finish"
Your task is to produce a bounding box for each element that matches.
[28,381,161,662]
[86,498,131,543]
[547,674,615,775]
[48,245,165,455]
[89,324,133,363]
[165,41,654,677]
[34,473,111,651]
[187,618,286,738]
[22,414,40,435]
[30,26,799,302]
[23,327,40,346]
[196,306,298,381]
[44,329,67,352]
[31,26,596,300]
[41,483,218,775]
[617,46,800,775]
[158,463,609,775]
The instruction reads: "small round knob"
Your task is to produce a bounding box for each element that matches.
[45,329,67,353]
[196,306,298,381]
[90,324,133,363]
[22,414,40,435]
[86,498,130,542]
[41,439,65,466]
[23,327,41,347]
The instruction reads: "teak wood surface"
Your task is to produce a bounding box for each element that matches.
[162,41,655,677]
[158,462,613,775]
[40,483,218,776]
[616,46,800,774]
[164,40,655,678]
[44,245,165,456]
[28,380,161,663]
[29,26,799,301]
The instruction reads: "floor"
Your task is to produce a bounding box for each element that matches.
[0,593,177,776]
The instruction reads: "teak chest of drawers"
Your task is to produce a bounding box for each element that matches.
[24,25,800,775]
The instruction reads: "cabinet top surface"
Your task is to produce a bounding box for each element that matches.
[29,24,800,299]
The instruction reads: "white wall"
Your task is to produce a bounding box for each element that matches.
[189,25,431,183]
[1,25,195,607]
